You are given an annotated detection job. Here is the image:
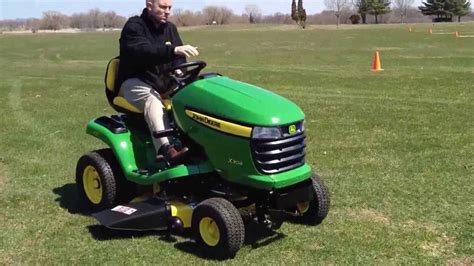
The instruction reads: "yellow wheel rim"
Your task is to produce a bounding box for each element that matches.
[297,202,310,214]
[199,217,220,247]
[83,165,102,204]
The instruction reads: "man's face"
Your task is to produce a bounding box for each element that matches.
[147,0,172,24]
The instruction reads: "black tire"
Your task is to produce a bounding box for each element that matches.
[76,149,134,211]
[297,174,330,225]
[192,198,245,259]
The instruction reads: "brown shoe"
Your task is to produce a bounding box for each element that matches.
[159,145,189,165]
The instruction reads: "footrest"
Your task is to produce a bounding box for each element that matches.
[153,129,175,138]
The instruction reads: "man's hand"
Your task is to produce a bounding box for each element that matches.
[174,69,184,77]
[174,45,199,58]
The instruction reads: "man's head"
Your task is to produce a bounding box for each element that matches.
[146,0,172,24]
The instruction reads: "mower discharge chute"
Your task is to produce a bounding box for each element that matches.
[76,60,330,259]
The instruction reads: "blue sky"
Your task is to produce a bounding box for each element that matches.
[1,0,424,20]
[0,0,320,20]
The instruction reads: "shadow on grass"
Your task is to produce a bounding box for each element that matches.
[53,183,92,216]
[88,221,286,260]
[53,183,287,258]
[174,223,286,259]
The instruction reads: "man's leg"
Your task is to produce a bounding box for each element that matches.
[118,79,189,164]
[119,78,171,152]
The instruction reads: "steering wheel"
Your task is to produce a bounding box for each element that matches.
[168,61,207,89]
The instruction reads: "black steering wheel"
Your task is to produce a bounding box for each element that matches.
[168,61,207,90]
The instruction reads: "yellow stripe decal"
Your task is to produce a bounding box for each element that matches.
[185,110,252,138]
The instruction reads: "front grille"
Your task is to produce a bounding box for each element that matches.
[251,133,306,174]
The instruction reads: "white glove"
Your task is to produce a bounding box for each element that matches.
[174,45,199,58]
[174,69,184,77]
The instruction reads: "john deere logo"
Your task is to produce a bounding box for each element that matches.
[289,125,297,135]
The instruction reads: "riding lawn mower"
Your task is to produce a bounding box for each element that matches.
[76,59,330,259]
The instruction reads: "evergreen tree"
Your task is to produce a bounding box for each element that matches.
[298,0,307,28]
[367,0,391,23]
[354,0,370,24]
[452,0,471,22]
[291,0,299,23]
[418,0,470,22]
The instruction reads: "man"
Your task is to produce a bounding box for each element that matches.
[118,0,199,164]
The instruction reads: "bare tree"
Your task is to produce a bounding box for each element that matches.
[244,4,262,23]
[103,11,126,28]
[87,8,105,28]
[172,9,203,26]
[219,7,234,24]
[26,18,41,32]
[202,6,234,25]
[325,0,350,26]
[261,12,293,24]
[202,6,221,24]
[393,0,414,23]
[40,11,69,30]
[70,13,88,29]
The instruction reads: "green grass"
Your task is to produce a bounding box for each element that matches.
[0,23,473,264]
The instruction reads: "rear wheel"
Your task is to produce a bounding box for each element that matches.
[296,174,330,225]
[76,149,134,211]
[192,198,245,259]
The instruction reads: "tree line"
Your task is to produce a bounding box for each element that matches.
[0,9,127,32]
[0,1,472,32]
[345,0,471,24]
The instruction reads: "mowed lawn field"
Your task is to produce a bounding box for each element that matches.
[0,23,473,264]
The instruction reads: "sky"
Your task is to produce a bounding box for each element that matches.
[0,0,424,20]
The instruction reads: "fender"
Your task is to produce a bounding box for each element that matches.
[86,118,213,185]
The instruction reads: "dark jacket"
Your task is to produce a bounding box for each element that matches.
[118,9,186,94]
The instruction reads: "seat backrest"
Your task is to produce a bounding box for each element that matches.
[105,58,120,93]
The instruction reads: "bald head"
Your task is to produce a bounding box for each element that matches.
[146,0,172,24]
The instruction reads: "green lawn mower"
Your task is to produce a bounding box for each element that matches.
[76,59,330,259]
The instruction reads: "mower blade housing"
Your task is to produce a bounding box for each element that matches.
[92,198,171,231]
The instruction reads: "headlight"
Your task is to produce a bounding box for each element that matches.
[252,127,282,140]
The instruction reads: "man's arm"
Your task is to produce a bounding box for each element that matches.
[170,24,186,67]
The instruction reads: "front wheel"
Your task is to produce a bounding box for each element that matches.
[295,174,330,225]
[192,198,245,259]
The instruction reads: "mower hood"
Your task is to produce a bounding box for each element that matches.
[174,76,305,126]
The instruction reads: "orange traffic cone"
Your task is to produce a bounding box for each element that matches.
[372,51,384,72]
[429,28,433,34]
[454,31,459,37]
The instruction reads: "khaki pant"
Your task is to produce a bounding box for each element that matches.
[119,78,171,153]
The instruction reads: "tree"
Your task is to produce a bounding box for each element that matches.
[103,11,126,28]
[40,11,69,30]
[393,0,415,22]
[290,0,306,28]
[244,4,262,23]
[353,0,370,23]
[367,0,391,23]
[202,6,234,25]
[25,18,41,32]
[298,0,307,28]
[219,7,234,24]
[452,0,471,22]
[325,0,350,26]
[418,0,470,22]
[173,9,201,26]
[87,8,104,28]
[202,6,221,24]
[291,0,299,23]
[349,14,361,23]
